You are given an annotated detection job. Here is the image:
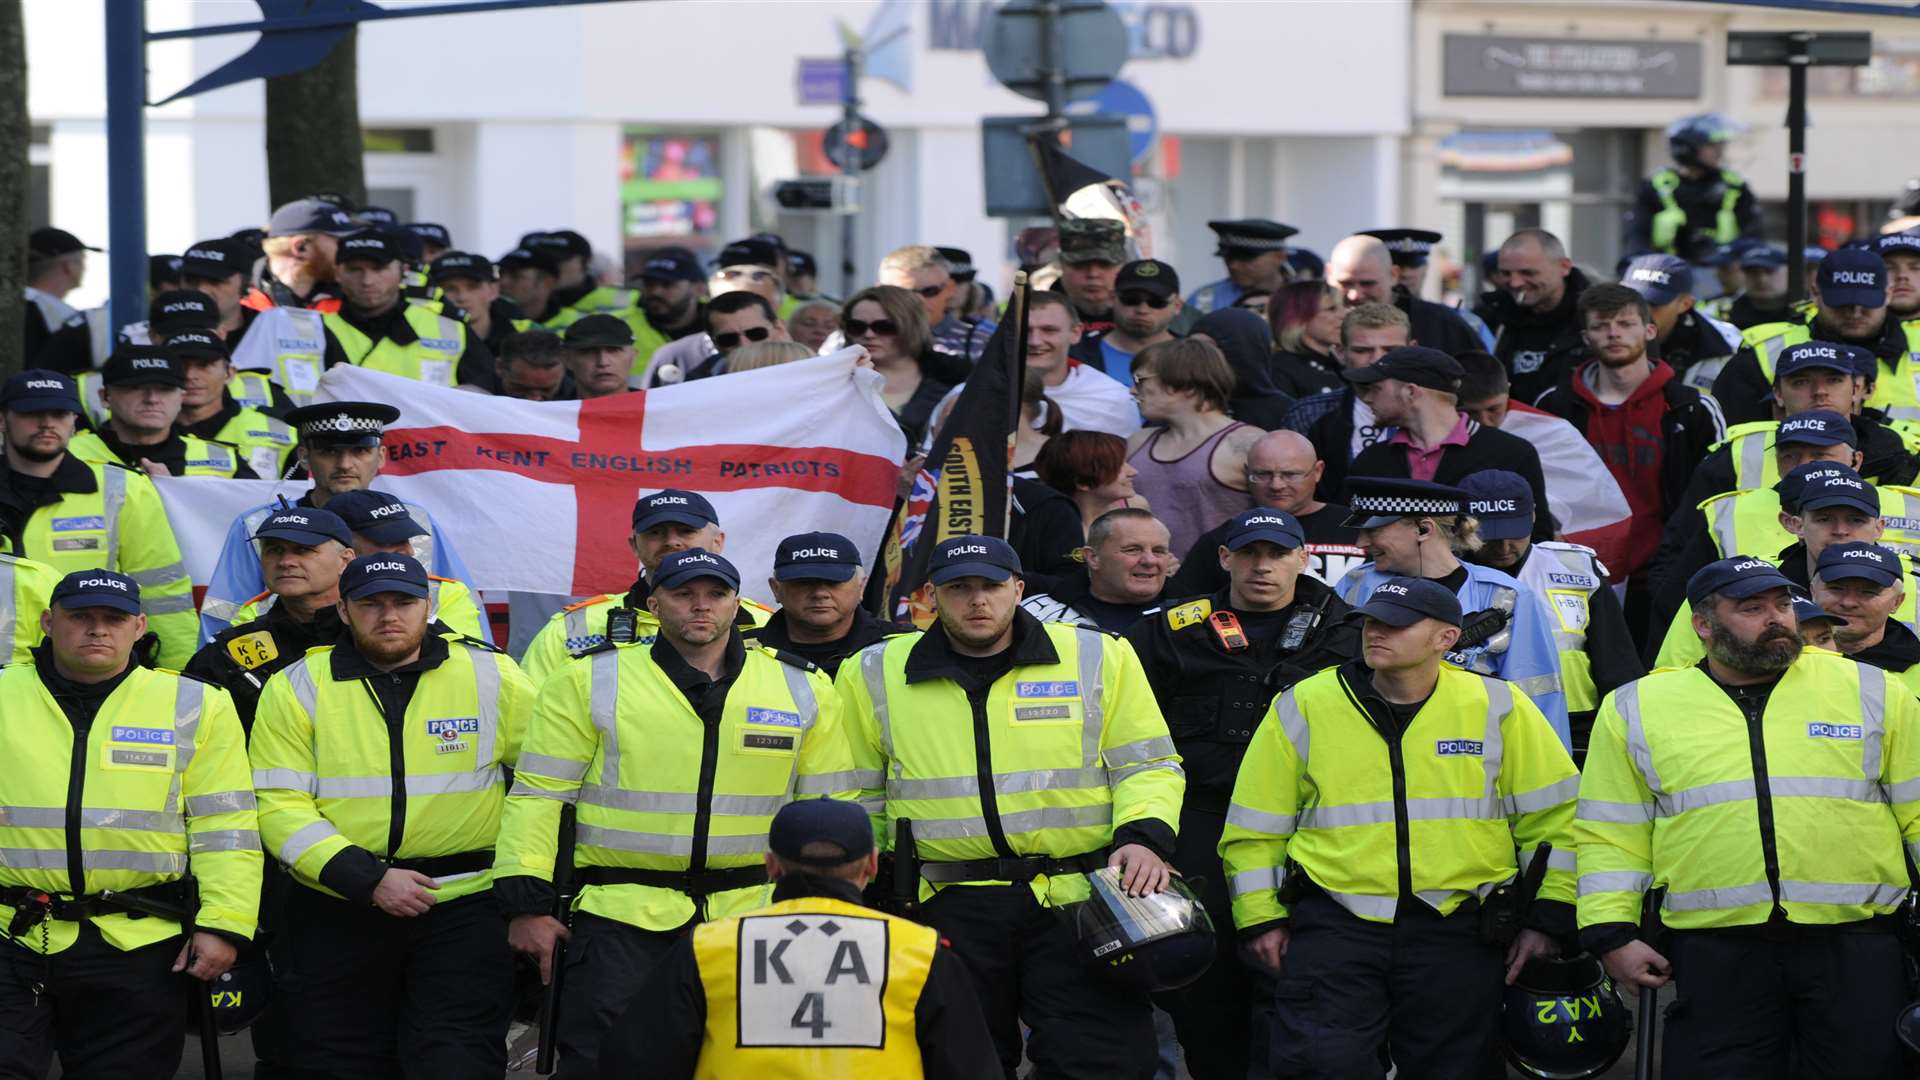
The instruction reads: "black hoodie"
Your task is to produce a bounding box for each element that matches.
[1485,267,1596,405]
[1191,308,1295,430]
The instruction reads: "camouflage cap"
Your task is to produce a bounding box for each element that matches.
[1058,219,1126,265]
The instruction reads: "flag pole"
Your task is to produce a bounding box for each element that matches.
[1005,271,1031,541]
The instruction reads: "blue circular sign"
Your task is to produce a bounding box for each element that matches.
[1072,78,1158,163]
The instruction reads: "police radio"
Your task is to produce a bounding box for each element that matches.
[1279,593,1332,653]
[1208,612,1250,654]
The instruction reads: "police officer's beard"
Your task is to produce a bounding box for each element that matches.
[358,623,426,666]
[1707,621,1802,676]
[5,432,61,464]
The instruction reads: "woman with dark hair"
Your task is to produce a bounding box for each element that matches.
[1033,429,1140,536]
[1268,280,1347,397]
[1189,307,1294,430]
[1014,368,1064,476]
[842,284,953,447]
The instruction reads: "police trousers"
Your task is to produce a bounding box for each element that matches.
[1266,892,1503,1080]
[552,911,684,1080]
[275,884,514,1080]
[920,882,1156,1080]
[0,923,188,1080]
[1155,796,1257,1080]
[1664,926,1906,1080]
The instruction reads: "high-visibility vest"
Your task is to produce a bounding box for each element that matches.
[0,554,57,665]
[231,574,485,641]
[840,622,1186,907]
[689,894,933,1078]
[1747,316,1920,426]
[543,288,669,366]
[224,371,280,413]
[1655,551,1920,670]
[67,430,243,480]
[1702,484,1920,563]
[12,460,196,669]
[1718,421,1784,490]
[1516,542,1609,713]
[1648,167,1747,253]
[519,592,774,685]
[495,641,851,931]
[249,640,532,902]
[322,305,466,388]
[1219,664,1577,930]
[1575,652,1920,931]
[206,405,295,480]
[0,662,261,953]
[230,306,330,408]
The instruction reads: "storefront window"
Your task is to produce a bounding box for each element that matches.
[621,129,724,244]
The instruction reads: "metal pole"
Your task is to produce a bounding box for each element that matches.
[1040,0,1065,121]
[840,47,861,298]
[105,0,147,335]
[1787,38,1809,305]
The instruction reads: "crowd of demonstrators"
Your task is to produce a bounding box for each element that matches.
[18,178,1920,1080]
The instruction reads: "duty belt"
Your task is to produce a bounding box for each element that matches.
[918,850,1108,885]
[387,851,493,879]
[574,865,769,897]
[1,880,193,934]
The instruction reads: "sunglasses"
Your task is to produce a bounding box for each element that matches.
[845,318,900,338]
[712,326,771,350]
[912,284,946,298]
[1118,291,1171,309]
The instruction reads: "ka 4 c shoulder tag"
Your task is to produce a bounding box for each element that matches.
[1166,597,1213,631]
[225,631,280,670]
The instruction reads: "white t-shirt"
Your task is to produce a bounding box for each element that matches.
[1349,397,1389,459]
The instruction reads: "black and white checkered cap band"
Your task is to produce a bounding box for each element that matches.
[1218,235,1291,251]
[298,414,386,437]
[1382,238,1434,254]
[1353,494,1462,516]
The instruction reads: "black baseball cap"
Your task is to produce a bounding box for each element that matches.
[1774,462,1864,515]
[768,797,875,868]
[1355,577,1462,628]
[252,506,351,548]
[1341,346,1464,394]
[1116,259,1180,301]
[1775,341,1868,381]
[1224,508,1305,551]
[653,549,741,591]
[1459,470,1534,542]
[165,330,229,363]
[149,289,220,335]
[929,534,1022,585]
[1816,247,1887,308]
[285,401,401,448]
[788,250,820,280]
[356,205,399,227]
[341,553,430,600]
[632,489,718,532]
[102,346,185,389]
[1797,471,1879,517]
[179,238,251,281]
[427,252,496,285]
[774,532,863,582]
[29,228,100,257]
[715,237,783,271]
[635,247,706,284]
[1343,477,1469,529]
[1740,245,1787,271]
[50,569,140,614]
[149,254,183,290]
[1773,409,1857,449]
[326,489,426,545]
[1816,542,1902,587]
[403,222,452,248]
[267,198,359,238]
[1620,254,1694,305]
[1792,594,1847,627]
[563,314,634,350]
[497,247,560,277]
[1875,232,1920,261]
[1,370,81,414]
[334,230,400,266]
[523,229,592,260]
[1686,557,1795,608]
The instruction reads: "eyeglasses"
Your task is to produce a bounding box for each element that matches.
[912,284,947,299]
[1246,468,1313,485]
[1118,291,1171,309]
[711,326,772,350]
[844,318,900,338]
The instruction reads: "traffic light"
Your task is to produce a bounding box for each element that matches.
[772,177,860,213]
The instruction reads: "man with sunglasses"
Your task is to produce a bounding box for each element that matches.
[635,292,789,388]
[1100,259,1184,387]
[880,244,998,364]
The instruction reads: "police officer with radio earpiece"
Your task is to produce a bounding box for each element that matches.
[1124,506,1358,1079]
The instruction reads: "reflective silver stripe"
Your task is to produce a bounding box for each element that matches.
[779,661,820,730]
[1861,664,1888,782]
[0,807,183,831]
[1104,735,1175,768]
[1225,802,1297,835]
[142,593,195,615]
[1768,775,1882,802]
[313,768,501,799]
[1736,429,1767,488]
[251,768,317,794]
[1778,880,1907,907]
[1663,881,1774,912]
[1890,777,1920,803]
[1276,690,1309,764]
[911,803,1113,841]
[127,561,188,588]
[277,819,341,866]
[1301,796,1502,829]
[517,753,589,783]
[1512,672,1561,699]
[1229,866,1279,899]
[1709,496,1738,558]
[1659,778,1757,816]
[198,597,242,624]
[590,648,621,784]
[189,829,260,853]
[284,659,319,718]
[470,648,501,766]
[888,766,1108,801]
[1107,760,1181,786]
[577,786,786,817]
[1481,677,1510,800]
[794,769,883,794]
[856,796,886,816]
[575,824,768,858]
[165,677,204,818]
[185,790,257,816]
[564,606,591,645]
[1325,889,1397,921]
[1542,846,1578,873]
[1578,798,1653,824]
[1552,630,1583,652]
[0,560,15,658]
[507,780,577,803]
[1075,627,1106,768]
[102,465,125,570]
[859,644,895,771]
[0,848,189,875]
[1578,870,1652,897]
[1507,775,1579,816]
[1615,682,1663,796]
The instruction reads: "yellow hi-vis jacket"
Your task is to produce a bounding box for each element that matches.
[321,305,467,388]
[0,553,57,665]
[205,402,295,480]
[0,662,261,953]
[248,639,532,902]
[1655,551,1920,671]
[66,430,244,479]
[230,575,486,642]
[837,621,1186,907]
[1699,484,1920,564]
[1746,316,1920,427]
[520,590,773,685]
[1219,663,1578,929]
[1575,652,1920,932]
[494,639,855,931]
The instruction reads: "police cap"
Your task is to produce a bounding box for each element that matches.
[50,569,141,614]
[1,369,81,414]
[1775,341,1868,382]
[774,531,863,582]
[1816,542,1902,588]
[653,549,740,592]
[149,289,220,336]
[1686,557,1795,609]
[102,345,186,389]
[285,401,401,448]
[326,489,426,546]
[1772,409,1857,449]
[1815,247,1887,308]
[29,227,101,257]
[165,331,229,363]
[929,534,1022,585]
[1458,470,1534,542]
[252,507,351,548]
[1360,228,1442,268]
[497,246,560,278]
[1355,577,1462,628]
[935,246,975,282]
[178,238,251,282]
[341,553,430,600]
[1620,254,1694,305]
[427,251,495,285]
[1207,219,1296,258]
[403,222,452,249]
[1342,477,1468,530]
[714,237,784,272]
[1223,508,1304,552]
[769,797,875,868]
[636,247,705,284]
[334,230,401,267]
[632,489,718,532]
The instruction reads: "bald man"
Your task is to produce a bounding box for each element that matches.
[1481,228,1595,404]
[1326,235,1484,359]
[1167,430,1367,594]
